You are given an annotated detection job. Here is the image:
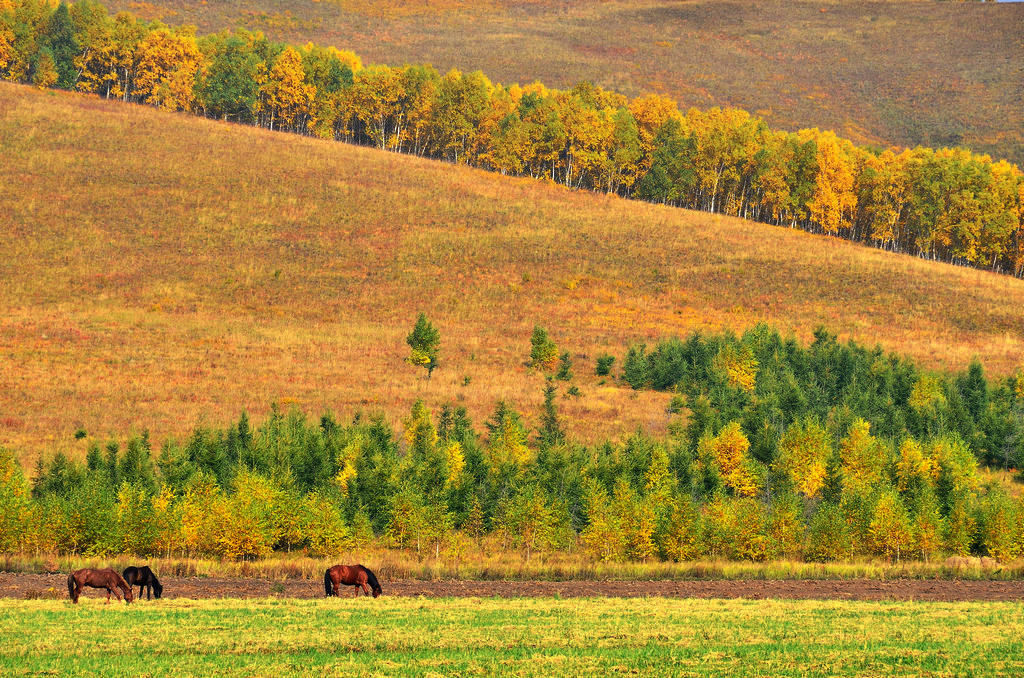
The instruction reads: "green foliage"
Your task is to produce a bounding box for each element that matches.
[42,1,76,88]
[622,343,648,389]
[537,384,565,449]
[555,352,573,381]
[595,354,615,376]
[806,502,852,562]
[6,322,1022,564]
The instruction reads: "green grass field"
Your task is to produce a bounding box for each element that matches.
[1,597,1022,676]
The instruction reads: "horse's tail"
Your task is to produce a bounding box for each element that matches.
[67,573,75,601]
[323,568,334,597]
[359,564,382,595]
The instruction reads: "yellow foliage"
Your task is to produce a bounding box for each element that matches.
[927,437,978,496]
[869,491,912,562]
[699,422,760,497]
[487,416,533,470]
[151,485,179,556]
[406,348,432,367]
[801,128,857,234]
[896,439,934,492]
[774,419,829,499]
[134,27,204,111]
[713,344,758,394]
[580,479,624,562]
[909,375,946,414]
[403,400,436,449]
[259,46,315,131]
[839,419,885,496]
[443,440,465,485]
[333,436,362,493]
[0,25,13,76]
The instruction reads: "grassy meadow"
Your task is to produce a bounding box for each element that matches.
[102,0,1024,167]
[2,82,1024,460]
[1,597,1022,676]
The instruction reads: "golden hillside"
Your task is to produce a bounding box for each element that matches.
[1,82,1023,459]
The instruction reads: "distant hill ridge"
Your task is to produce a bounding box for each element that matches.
[1,0,1022,276]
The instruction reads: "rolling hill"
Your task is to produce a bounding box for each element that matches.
[2,81,1023,460]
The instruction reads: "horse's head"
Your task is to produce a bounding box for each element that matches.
[124,587,135,604]
[153,580,163,599]
[372,584,382,598]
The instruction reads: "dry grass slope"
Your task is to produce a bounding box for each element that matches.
[1,82,1023,460]
[104,0,1024,166]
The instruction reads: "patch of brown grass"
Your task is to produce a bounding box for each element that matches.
[1,82,1023,462]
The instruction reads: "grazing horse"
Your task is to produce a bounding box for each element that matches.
[324,564,382,598]
[67,568,134,604]
[123,565,163,600]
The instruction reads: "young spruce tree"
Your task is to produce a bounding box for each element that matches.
[406,313,440,377]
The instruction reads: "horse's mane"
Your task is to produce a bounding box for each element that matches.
[358,564,382,593]
[113,570,131,588]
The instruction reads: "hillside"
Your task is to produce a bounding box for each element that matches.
[1,81,1023,459]
[104,0,1024,167]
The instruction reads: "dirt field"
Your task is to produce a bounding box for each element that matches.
[4,573,1023,603]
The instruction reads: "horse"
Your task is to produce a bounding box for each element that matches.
[324,564,382,598]
[122,565,163,600]
[67,568,134,604]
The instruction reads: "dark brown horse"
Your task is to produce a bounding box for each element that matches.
[123,565,163,600]
[67,568,134,604]
[324,564,382,598]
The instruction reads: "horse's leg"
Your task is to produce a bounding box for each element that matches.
[361,583,372,596]
[106,588,111,604]
[353,585,359,598]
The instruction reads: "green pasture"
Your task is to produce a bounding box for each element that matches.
[0,596,1021,676]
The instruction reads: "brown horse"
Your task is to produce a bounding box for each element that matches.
[324,564,382,598]
[67,568,134,604]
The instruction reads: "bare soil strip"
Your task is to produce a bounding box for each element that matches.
[3,573,1023,602]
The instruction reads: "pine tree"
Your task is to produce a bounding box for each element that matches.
[485,401,531,470]
[43,1,77,89]
[406,313,440,377]
[622,343,649,389]
[555,352,573,381]
[529,326,558,372]
[538,384,565,448]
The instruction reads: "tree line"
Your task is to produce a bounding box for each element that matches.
[2,0,1023,276]
[2,324,1023,563]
